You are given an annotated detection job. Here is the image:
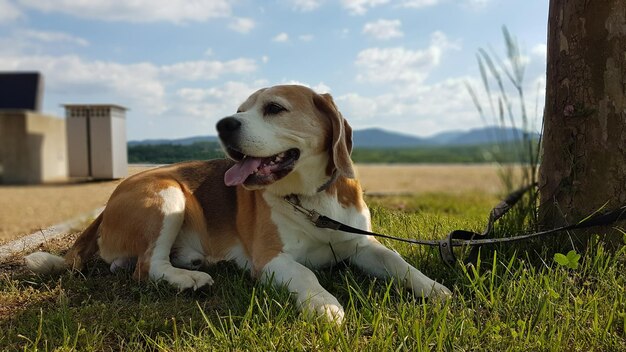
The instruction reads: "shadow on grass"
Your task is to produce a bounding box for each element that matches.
[1,245,459,351]
[0,256,278,350]
[1,249,416,351]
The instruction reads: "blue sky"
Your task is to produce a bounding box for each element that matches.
[0,0,549,141]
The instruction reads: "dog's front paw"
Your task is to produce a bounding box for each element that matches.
[301,294,345,324]
[427,282,452,299]
[316,303,345,324]
[161,268,214,291]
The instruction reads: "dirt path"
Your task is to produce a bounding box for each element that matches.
[0,163,516,243]
[0,166,150,244]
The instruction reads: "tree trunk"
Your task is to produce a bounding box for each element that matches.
[540,0,626,249]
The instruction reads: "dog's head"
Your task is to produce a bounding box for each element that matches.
[216,85,355,195]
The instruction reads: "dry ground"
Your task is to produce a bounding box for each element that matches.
[356,164,518,195]
[0,163,518,243]
[0,165,149,244]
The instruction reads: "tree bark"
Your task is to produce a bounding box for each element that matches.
[540,0,626,248]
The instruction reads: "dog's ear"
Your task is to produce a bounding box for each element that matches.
[314,93,355,179]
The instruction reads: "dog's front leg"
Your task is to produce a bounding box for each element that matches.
[262,253,344,324]
[351,239,452,298]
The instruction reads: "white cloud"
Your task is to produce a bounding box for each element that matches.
[0,29,90,54]
[160,58,257,81]
[17,0,231,23]
[335,92,385,121]
[343,0,486,15]
[334,26,541,136]
[175,80,267,120]
[229,17,255,34]
[280,80,331,94]
[19,29,90,46]
[356,47,432,83]
[273,32,289,42]
[465,0,491,9]
[355,31,457,84]
[180,81,327,110]
[341,0,389,15]
[0,0,22,22]
[176,83,257,107]
[337,76,507,136]
[362,19,403,40]
[0,53,258,117]
[261,55,269,63]
[532,43,547,59]
[0,54,166,113]
[312,82,331,94]
[454,70,546,132]
[176,88,207,103]
[430,30,460,50]
[299,34,314,41]
[400,0,440,9]
[526,74,546,125]
[288,0,323,12]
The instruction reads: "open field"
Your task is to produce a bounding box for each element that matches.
[0,163,518,243]
[356,163,522,195]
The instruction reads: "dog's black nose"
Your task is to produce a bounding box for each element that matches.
[216,117,241,135]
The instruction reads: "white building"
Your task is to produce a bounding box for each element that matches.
[64,104,128,179]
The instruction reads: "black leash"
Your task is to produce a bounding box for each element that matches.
[285,185,626,266]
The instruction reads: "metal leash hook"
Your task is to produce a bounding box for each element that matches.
[438,238,455,266]
[285,194,320,223]
[439,230,481,266]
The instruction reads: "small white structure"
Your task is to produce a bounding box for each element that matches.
[64,104,128,179]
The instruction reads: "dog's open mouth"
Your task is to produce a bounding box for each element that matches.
[224,148,300,187]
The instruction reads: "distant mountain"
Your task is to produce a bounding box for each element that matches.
[435,126,539,146]
[353,126,539,148]
[352,128,428,148]
[425,130,465,145]
[128,135,218,146]
[128,126,539,149]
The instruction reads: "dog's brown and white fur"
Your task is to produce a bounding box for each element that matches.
[25,85,451,323]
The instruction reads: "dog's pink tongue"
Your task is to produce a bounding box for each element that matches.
[224,157,263,186]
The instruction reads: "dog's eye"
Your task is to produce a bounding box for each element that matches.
[264,102,287,116]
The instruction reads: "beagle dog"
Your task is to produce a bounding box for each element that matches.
[25,85,451,323]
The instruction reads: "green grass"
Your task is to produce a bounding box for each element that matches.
[1,193,624,351]
[352,142,539,164]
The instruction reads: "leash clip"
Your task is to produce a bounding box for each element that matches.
[285,195,321,224]
[439,230,481,267]
[438,236,456,267]
[285,195,344,230]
